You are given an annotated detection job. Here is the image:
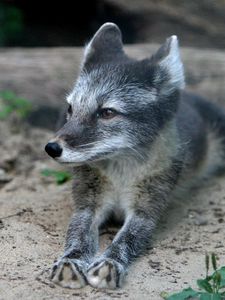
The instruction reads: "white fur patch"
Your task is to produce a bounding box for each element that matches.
[97,120,179,215]
[66,93,73,104]
[159,35,185,90]
[57,135,128,164]
[66,68,158,118]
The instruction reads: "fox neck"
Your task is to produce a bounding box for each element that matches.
[93,119,179,183]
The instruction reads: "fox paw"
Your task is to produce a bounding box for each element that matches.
[50,258,88,288]
[87,258,124,289]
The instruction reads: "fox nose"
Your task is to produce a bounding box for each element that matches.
[45,142,62,158]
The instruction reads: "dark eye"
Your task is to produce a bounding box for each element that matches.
[97,108,117,120]
[68,104,72,115]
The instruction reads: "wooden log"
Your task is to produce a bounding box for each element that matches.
[0,45,224,110]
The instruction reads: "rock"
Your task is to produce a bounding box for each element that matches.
[194,215,208,226]
[0,168,13,187]
[104,0,225,49]
[0,219,4,229]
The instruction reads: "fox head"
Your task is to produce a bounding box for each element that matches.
[45,23,185,165]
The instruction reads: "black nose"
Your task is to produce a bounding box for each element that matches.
[45,142,62,158]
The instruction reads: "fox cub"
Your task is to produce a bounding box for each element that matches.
[45,23,225,289]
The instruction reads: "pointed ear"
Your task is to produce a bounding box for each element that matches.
[152,35,185,90]
[82,23,125,68]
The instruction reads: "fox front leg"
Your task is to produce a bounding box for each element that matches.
[86,213,154,289]
[87,164,181,289]
[51,209,99,288]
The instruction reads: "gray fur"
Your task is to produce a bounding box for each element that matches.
[82,22,127,69]
[46,23,225,289]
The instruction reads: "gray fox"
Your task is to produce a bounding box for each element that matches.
[45,23,225,289]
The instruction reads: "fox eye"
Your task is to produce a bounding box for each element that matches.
[97,108,117,120]
[68,104,72,115]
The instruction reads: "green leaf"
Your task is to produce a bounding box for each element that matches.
[0,90,15,101]
[160,291,170,299]
[0,105,13,119]
[197,279,213,293]
[200,293,221,300]
[165,287,199,300]
[205,253,210,277]
[213,267,225,288]
[213,272,221,289]
[212,253,217,271]
[41,169,72,185]
[0,4,24,46]
[0,90,32,119]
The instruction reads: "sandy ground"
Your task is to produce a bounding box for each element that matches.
[1,121,225,300]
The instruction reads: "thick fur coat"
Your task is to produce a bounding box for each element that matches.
[45,23,225,289]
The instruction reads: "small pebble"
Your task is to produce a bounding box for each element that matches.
[194,215,208,226]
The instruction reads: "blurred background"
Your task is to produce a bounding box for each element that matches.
[1,0,225,49]
[0,0,225,173]
[0,0,225,133]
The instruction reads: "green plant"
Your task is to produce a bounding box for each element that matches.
[0,3,24,46]
[161,253,225,300]
[41,169,72,185]
[0,90,31,120]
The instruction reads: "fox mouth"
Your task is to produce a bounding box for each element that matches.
[55,148,119,165]
[45,136,132,164]
[45,141,118,164]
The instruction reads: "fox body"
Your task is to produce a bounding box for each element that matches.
[45,23,225,289]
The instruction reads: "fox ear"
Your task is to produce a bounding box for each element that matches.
[82,23,125,68]
[152,35,185,90]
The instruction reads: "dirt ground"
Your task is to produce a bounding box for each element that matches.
[1,117,225,300]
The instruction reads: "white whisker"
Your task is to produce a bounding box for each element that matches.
[76,141,98,148]
[126,145,146,161]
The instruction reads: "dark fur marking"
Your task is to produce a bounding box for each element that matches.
[72,272,78,281]
[58,269,63,282]
[106,273,112,282]
[50,265,57,279]
[93,269,99,276]
[114,262,121,288]
[73,262,88,284]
